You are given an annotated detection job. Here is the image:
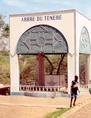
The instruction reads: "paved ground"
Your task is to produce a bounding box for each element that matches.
[61,94,91,118]
[65,103,91,118]
[0,93,91,118]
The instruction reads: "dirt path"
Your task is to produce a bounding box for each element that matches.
[0,95,91,118]
[0,105,57,118]
[0,96,69,118]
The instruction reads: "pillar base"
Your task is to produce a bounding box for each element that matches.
[11,92,24,96]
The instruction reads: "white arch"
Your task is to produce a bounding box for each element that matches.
[79,26,91,54]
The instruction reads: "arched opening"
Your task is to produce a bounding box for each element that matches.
[16,25,69,95]
[79,27,91,88]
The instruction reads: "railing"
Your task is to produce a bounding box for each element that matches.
[19,85,67,93]
[80,85,88,88]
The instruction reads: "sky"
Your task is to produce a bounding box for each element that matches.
[0,0,91,23]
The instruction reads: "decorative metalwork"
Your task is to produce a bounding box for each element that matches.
[16,25,68,54]
[79,27,91,54]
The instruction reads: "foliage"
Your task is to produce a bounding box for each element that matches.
[0,15,4,28]
[0,52,68,85]
[45,55,67,75]
[19,54,67,84]
[0,51,10,84]
[19,55,36,84]
[3,24,9,33]
[2,24,9,37]
[0,51,86,85]
[0,14,9,37]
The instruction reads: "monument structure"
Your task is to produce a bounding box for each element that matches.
[10,9,91,95]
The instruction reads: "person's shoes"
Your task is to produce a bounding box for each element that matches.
[73,103,75,106]
[70,104,72,107]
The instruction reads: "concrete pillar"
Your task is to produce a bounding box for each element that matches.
[10,54,20,95]
[87,55,91,87]
[67,53,75,94]
[75,53,79,78]
[67,51,79,94]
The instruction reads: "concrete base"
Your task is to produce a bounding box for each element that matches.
[11,92,24,96]
[11,91,68,97]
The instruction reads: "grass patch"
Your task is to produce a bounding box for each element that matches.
[44,108,70,118]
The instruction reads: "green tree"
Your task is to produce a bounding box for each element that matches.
[0,15,4,28]
[2,24,9,37]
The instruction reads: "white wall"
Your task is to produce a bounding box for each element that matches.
[10,11,75,55]
[76,11,91,43]
[10,10,75,94]
[76,11,91,82]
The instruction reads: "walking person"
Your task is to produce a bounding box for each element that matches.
[70,75,80,107]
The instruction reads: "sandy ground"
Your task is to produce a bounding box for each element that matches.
[0,94,91,118]
[0,105,56,118]
[0,96,69,118]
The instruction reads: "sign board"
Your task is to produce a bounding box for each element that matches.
[21,15,61,22]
